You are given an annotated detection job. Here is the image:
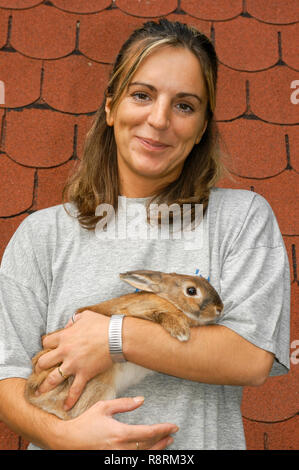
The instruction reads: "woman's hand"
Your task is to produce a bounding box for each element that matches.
[35,310,111,410]
[54,396,179,450]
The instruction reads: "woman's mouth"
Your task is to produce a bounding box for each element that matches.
[136,136,170,152]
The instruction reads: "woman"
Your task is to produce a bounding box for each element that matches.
[0,20,290,450]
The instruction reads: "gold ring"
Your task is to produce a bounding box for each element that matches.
[136,441,139,450]
[58,366,69,380]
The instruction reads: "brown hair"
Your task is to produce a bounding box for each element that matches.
[62,19,224,230]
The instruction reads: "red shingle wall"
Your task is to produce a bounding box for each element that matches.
[0,0,298,450]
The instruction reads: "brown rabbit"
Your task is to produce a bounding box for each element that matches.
[25,270,223,420]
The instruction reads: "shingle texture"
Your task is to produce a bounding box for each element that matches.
[0,0,298,450]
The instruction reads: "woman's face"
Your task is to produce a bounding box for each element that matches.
[105,45,208,195]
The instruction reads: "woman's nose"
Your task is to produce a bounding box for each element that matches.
[147,99,170,130]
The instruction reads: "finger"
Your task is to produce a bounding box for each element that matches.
[149,436,174,450]
[126,422,179,441]
[37,367,67,394]
[64,319,73,329]
[124,423,178,451]
[35,348,63,373]
[64,374,87,410]
[42,330,62,349]
[129,435,173,451]
[126,425,177,450]
[65,313,82,329]
[104,396,145,416]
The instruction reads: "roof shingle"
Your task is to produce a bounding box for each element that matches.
[247,0,299,25]
[0,0,41,9]
[215,65,248,120]
[5,109,76,167]
[214,17,279,71]
[181,0,242,21]
[218,120,290,178]
[0,51,41,107]
[281,22,299,69]
[42,55,111,113]
[79,9,146,63]
[51,0,111,14]
[249,67,299,124]
[116,0,178,18]
[0,154,34,216]
[10,4,77,60]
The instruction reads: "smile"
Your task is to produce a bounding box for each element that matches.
[136,136,170,151]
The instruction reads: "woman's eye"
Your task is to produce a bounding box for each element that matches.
[132,92,150,102]
[177,103,194,113]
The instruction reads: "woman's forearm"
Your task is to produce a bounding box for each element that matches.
[0,377,179,450]
[122,318,274,386]
[0,378,63,449]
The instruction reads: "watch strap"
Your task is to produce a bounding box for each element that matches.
[108,314,127,363]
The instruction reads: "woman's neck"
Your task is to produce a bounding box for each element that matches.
[118,167,179,198]
[118,175,163,198]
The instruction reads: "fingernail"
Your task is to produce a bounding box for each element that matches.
[133,396,144,403]
[166,437,174,446]
[172,426,179,433]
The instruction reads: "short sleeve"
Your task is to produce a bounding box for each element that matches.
[218,194,290,376]
[0,217,48,380]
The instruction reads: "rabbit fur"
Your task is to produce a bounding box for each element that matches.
[25,270,223,420]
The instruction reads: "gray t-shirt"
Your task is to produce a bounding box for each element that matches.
[0,188,290,450]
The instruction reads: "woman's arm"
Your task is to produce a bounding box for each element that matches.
[0,378,63,449]
[123,316,275,386]
[0,377,178,450]
[36,310,274,411]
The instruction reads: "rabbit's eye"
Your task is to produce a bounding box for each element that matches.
[186,286,197,296]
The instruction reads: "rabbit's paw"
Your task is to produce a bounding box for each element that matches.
[175,331,190,342]
[169,324,190,342]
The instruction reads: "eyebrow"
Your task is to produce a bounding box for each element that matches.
[128,81,203,104]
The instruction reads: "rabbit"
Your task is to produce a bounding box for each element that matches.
[25,270,223,420]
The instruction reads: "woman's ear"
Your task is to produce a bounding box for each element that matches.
[105,97,114,126]
[195,120,208,145]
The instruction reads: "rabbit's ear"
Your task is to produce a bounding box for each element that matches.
[119,270,162,293]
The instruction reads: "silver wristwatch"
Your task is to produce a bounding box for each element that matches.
[108,314,127,363]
